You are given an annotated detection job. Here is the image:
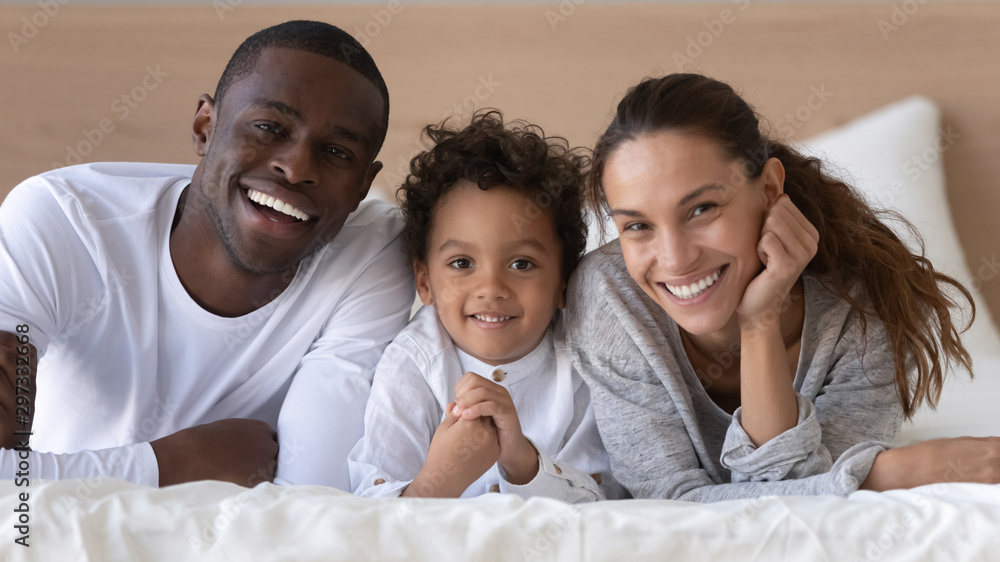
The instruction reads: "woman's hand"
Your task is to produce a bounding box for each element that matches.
[736,194,819,328]
[734,195,817,446]
[863,437,1000,491]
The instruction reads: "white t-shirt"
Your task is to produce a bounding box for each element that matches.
[349,305,625,502]
[0,162,414,488]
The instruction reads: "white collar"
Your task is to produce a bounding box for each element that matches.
[454,325,556,385]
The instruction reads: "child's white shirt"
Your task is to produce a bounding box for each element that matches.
[349,305,624,502]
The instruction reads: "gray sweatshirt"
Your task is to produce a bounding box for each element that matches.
[565,241,903,502]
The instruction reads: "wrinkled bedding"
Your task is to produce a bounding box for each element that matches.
[3,477,1000,561]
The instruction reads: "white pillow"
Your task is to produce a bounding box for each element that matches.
[798,96,1000,359]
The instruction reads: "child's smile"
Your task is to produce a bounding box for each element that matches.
[469,310,516,328]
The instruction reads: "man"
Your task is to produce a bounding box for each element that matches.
[0,21,413,489]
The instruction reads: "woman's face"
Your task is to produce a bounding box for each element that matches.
[602,131,780,336]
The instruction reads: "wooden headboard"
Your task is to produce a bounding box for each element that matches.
[2,3,998,322]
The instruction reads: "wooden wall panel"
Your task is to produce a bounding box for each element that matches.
[2,3,999,321]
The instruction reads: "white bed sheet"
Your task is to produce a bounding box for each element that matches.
[3,477,1000,561]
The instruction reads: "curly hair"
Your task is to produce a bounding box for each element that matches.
[590,74,974,419]
[398,110,589,284]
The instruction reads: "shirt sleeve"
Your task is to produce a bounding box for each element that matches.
[0,178,163,485]
[720,318,902,483]
[0,176,103,357]
[497,437,606,503]
[565,255,893,503]
[0,442,159,487]
[272,235,415,489]
[347,338,441,498]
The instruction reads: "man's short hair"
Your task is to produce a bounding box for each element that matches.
[214,20,390,155]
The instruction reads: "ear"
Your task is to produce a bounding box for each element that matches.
[414,259,434,306]
[192,94,216,158]
[350,160,382,212]
[760,157,786,207]
[556,279,567,310]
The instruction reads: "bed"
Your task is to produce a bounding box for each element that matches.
[2,4,1000,560]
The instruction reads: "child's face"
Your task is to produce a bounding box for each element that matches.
[415,181,566,366]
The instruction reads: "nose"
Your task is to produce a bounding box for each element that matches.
[655,228,699,274]
[473,266,510,301]
[269,140,318,186]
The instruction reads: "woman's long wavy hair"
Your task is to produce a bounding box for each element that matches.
[589,74,974,419]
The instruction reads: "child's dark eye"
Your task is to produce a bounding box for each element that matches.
[510,259,534,271]
[448,258,473,269]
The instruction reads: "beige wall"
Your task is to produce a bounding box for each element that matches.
[2,3,999,321]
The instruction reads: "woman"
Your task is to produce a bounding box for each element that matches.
[567,73,999,501]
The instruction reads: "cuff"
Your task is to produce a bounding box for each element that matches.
[351,468,410,498]
[721,393,832,482]
[498,444,570,500]
[830,441,891,495]
[127,442,161,487]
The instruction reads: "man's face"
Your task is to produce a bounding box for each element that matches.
[192,47,384,275]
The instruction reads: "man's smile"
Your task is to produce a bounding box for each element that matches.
[246,188,311,222]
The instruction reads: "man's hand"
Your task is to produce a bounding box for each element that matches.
[452,372,539,485]
[0,331,37,450]
[403,403,499,498]
[150,418,279,487]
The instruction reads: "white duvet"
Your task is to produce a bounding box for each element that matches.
[2,477,1000,561]
[1,356,996,562]
[1,360,998,562]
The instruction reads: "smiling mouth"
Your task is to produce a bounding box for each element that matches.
[246,188,311,222]
[663,266,725,300]
[472,313,513,323]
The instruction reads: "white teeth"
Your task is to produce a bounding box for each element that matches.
[246,189,311,221]
[665,270,720,300]
[473,314,512,323]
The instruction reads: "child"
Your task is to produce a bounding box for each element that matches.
[348,111,624,501]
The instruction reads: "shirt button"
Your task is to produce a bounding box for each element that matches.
[590,473,603,485]
[491,369,506,382]
[373,478,385,486]
[554,464,563,475]
[489,484,500,493]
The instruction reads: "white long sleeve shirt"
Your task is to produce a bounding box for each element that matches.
[349,305,624,502]
[0,162,414,488]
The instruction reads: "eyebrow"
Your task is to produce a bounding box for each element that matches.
[678,183,726,206]
[437,239,469,253]
[608,183,726,217]
[503,239,547,253]
[436,238,548,254]
[251,98,302,122]
[250,98,366,146]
